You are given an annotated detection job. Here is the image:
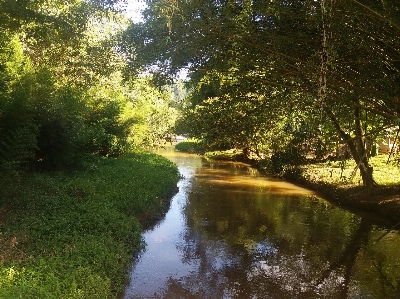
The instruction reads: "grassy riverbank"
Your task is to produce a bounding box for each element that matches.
[262,155,400,224]
[177,139,400,225]
[289,156,400,225]
[0,151,179,298]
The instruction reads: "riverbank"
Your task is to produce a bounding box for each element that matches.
[0,151,179,298]
[199,148,400,226]
[287,158,400,226]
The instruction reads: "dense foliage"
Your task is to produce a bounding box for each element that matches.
[124,0,400,187]
[0,0,181,171]
[175,139,203,153]
[0,1,183,297]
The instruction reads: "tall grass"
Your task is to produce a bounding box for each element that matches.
[0,151,179,298]
[302,155,400,187]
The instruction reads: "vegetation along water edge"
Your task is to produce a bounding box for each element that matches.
[2,0,400,297]
[176,140,400,227]
[0,151,179,298]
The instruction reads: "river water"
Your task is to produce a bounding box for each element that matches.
[123,146,400,299]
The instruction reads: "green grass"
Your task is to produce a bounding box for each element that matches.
[301,154,400,187]
[0,151,179,298]
[293,154,400,223]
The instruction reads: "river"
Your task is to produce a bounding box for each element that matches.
[123,146,400,299]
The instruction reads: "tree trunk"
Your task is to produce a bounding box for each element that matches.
[324,107,376,189]
[353,106,374,189]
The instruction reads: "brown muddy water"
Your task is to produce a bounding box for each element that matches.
[123,146,400,299]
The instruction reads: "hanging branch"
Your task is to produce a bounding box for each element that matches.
[318,0,336,112]
[350,0,400,31]
[318,0,328,113]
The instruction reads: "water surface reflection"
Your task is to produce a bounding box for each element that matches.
[123,147,400,299]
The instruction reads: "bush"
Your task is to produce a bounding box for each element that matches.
[260,147,305,176]
[0,124,38,171]
[0,35,135,171]
[281,165,304,180]
[175,139,203,153]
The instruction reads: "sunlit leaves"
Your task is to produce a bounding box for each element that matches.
[126,77,179,147]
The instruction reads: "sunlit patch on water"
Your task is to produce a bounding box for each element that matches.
[195,165,315,196]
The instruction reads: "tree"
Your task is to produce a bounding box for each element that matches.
[0,0,137,169]
[126,77,179,147]
[318,0,400,187]
[122,0,400,188]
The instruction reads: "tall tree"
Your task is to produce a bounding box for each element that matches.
[122,0,400,187]
[0,0,134,169]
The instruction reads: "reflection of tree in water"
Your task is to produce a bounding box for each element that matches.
[129,160,400,299]
[314,217,372,297]
[156,227,256,298]
[154,217,399,299]
[154,190,400,299]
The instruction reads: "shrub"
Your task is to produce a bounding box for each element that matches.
[0,124,38,170]
[175,139,203,153]
[261,147,305,176]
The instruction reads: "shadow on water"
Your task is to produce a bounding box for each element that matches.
[123,146,400,299]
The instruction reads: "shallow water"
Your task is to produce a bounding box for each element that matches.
[123,147,400,299]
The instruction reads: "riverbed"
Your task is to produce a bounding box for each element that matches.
[123,146,400,299]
